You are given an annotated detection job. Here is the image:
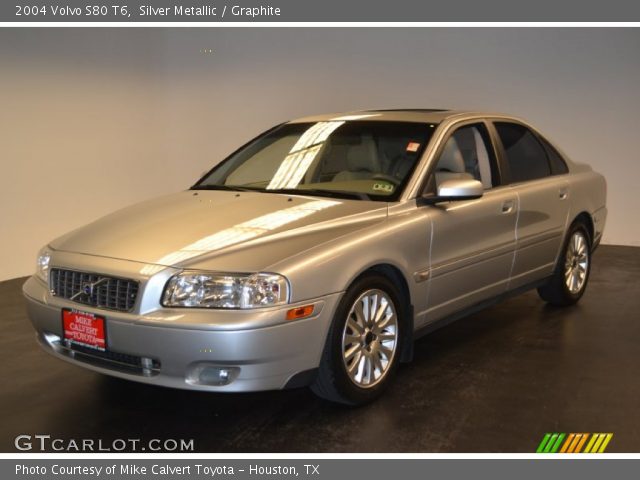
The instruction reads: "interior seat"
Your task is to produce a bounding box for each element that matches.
[333,135,381,181]
[434,137,473,185]
[390,153,416,180]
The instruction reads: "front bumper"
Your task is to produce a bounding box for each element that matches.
[23,276,341,392]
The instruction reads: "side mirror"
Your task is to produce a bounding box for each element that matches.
[437,178,484,199]
[422,178,484,204]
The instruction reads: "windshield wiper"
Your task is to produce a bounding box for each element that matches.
[267,188,371,201]
[191,184,259,192]
[191,184,372,200]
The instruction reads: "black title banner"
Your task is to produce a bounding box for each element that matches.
[4,0,640,22]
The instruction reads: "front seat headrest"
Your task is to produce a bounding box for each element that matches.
[346,135,380,172]
[437,137,466,173]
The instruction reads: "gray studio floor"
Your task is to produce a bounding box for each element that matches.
[1,245,638,452]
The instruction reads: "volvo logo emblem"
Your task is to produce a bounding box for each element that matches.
[82,282,94,296]
[70,278,108,301]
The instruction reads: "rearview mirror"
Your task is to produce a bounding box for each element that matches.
[432,178,484,202]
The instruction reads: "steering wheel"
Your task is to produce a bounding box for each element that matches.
[371,174,401,185]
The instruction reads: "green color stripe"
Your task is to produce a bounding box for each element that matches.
[550,433,566,453]
[537,433,552,453]
[544,433,559,453]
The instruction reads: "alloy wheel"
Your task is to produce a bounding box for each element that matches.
[564,231,589,294]
[341,289,398,388]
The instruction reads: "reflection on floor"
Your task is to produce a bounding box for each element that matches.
[1,245,638,452]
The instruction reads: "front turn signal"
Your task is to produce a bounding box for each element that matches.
[286,305,315,321]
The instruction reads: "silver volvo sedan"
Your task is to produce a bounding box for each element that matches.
[23,109,607,404]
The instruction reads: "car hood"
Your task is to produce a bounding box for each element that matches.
[50,190,388,270]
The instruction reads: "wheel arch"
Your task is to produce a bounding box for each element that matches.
[538,211,594,307]
[573,211,595,244]
[555,211,595,272]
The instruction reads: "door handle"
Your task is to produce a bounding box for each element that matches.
[501,200,514,214]
[559,188,568,200]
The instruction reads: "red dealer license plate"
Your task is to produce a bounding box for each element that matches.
[62,309,106,351]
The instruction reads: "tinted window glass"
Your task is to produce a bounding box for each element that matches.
[196,121,436,201]
[539,136,569,174]
[495,122,551,183]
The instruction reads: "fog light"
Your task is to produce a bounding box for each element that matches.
[186,363,240,386]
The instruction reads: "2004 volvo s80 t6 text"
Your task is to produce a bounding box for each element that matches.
[23,109,607,404]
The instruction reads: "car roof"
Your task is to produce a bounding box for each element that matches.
[288,109,515,125]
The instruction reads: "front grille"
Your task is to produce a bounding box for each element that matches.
[50,268,139,312]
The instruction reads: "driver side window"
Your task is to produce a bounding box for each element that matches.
[434,123,496,190]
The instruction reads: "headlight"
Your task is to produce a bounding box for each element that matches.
[36,247,51,283]
[162,271,290,309]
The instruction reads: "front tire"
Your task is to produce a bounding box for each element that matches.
[537,222,591,306]
[311,274,405,405]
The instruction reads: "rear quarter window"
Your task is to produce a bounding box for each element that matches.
[538,136,569,175]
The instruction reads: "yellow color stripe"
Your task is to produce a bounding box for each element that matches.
[583,433,598,453]
[591,433,606,453]
[597,433,613,453]
[560,434,576,453]
[575,433,589,453]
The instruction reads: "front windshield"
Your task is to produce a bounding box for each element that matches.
[194,120,437,201]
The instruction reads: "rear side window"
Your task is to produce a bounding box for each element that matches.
[539,136,569,175]
[495,122,551,183]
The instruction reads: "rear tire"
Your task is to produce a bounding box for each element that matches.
[311,274,405,405]
[537,221,591,307]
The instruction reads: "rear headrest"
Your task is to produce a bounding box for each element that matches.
[437,137,466,173]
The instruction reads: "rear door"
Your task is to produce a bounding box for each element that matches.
[425,121,518,321]
[491,121,570,289]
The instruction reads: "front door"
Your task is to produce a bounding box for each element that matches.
[425,122,518,321]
